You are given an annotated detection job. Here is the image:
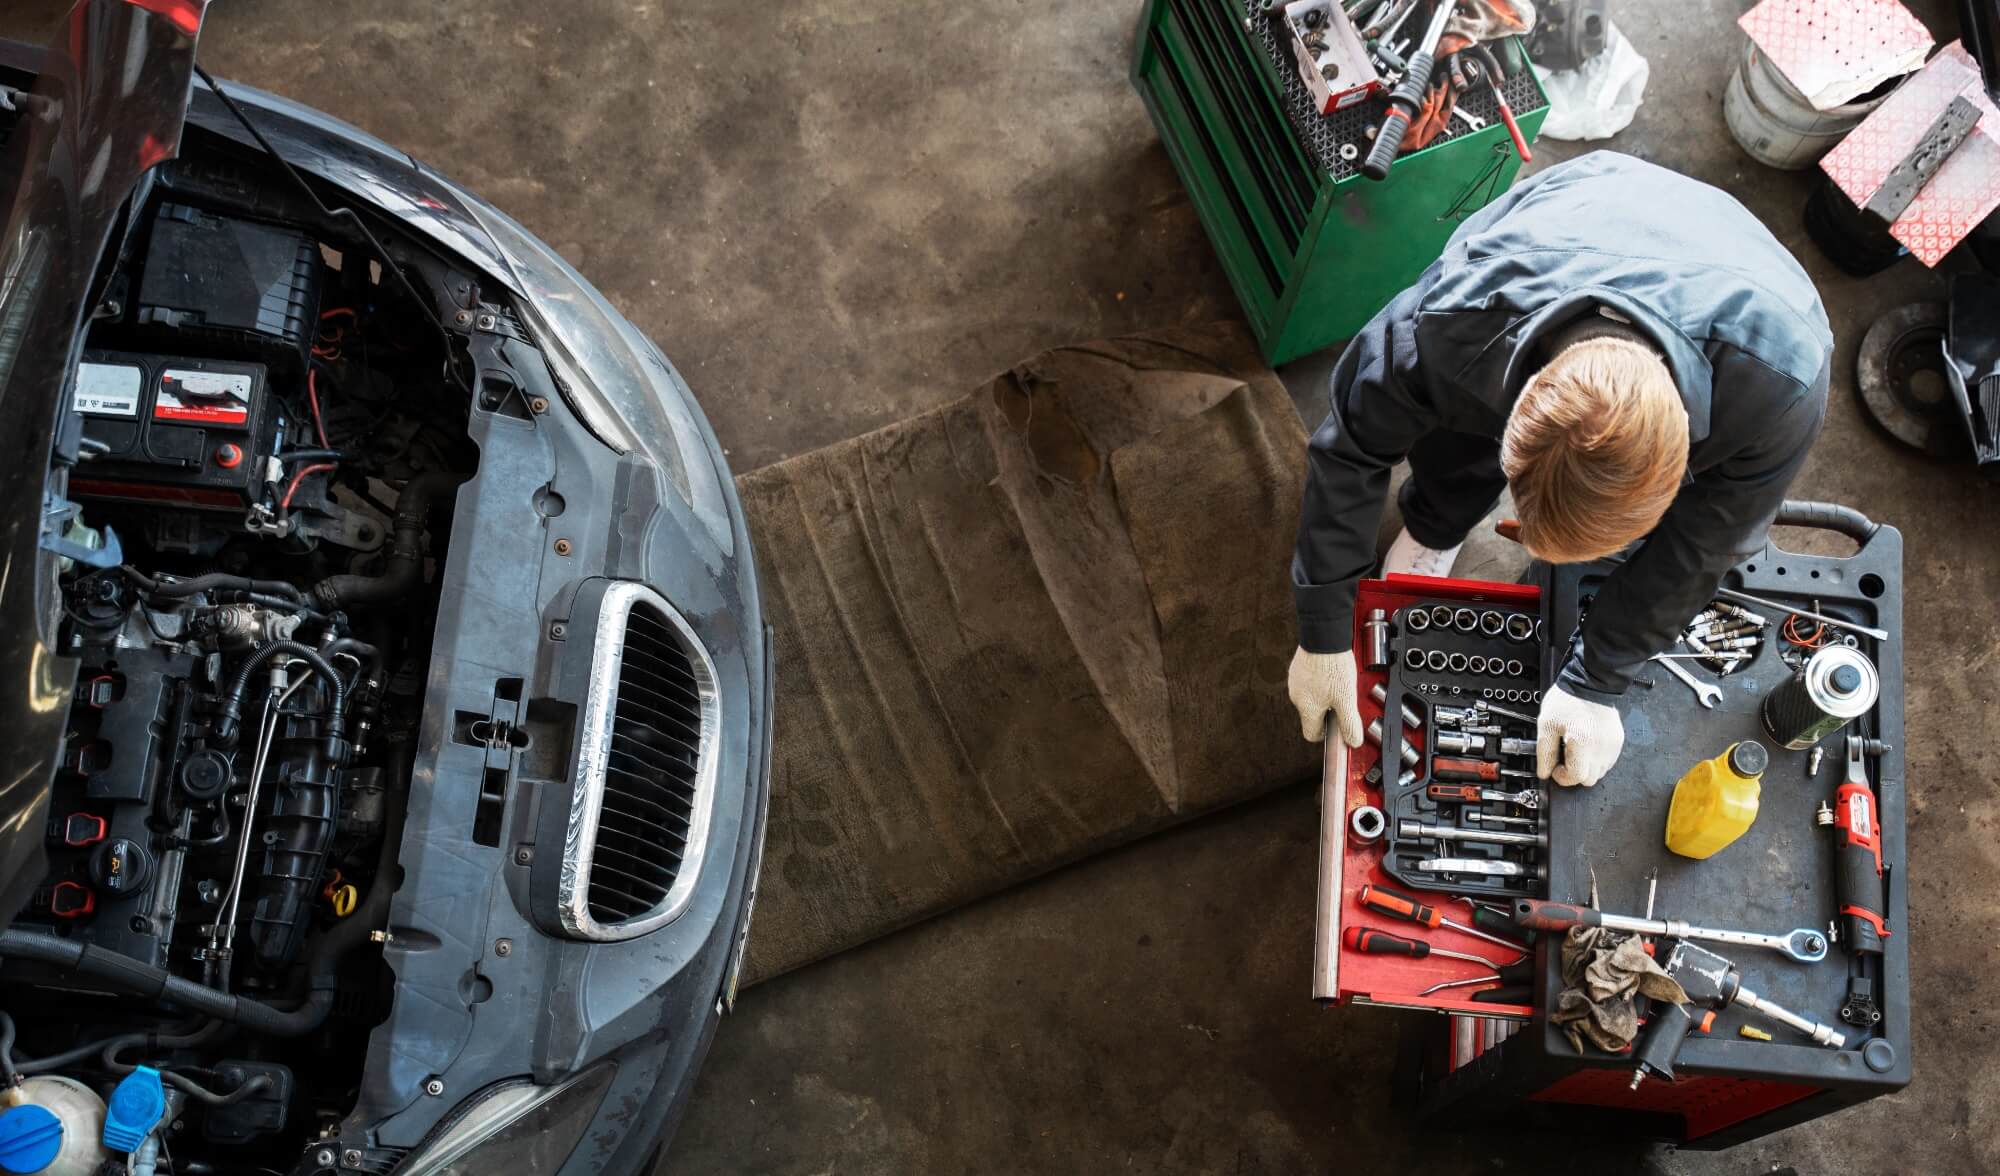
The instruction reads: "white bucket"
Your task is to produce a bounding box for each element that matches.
[1724,39,1896,170]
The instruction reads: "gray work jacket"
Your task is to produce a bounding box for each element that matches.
[1293,152,1832,702]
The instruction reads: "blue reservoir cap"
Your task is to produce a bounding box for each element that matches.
[103,1066,166,1153]
[0,1104,63,1174]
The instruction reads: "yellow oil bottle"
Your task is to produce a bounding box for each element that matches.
[1665,740,1769,859]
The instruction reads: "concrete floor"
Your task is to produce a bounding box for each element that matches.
[5,0,1996,1172]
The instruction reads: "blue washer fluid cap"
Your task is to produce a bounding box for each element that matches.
[103,1066,166,1153]
[0,1104,63,1173]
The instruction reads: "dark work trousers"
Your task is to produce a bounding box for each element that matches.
[1395,429,1507,550]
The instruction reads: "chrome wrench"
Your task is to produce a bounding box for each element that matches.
[1515,900,1830,963]
[1650,653,1722,708]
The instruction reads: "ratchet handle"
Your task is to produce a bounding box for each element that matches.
[1363,49,1435,180]
[1514,899,1604,933]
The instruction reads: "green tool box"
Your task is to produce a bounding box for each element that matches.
[1132,0,1550,365]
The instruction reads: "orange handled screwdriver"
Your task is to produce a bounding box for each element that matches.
[1345,926,1508,969]
[1356,883,1528,955]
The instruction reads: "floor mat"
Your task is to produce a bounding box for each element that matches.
[737,322,1316,983]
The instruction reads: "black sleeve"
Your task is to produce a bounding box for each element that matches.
[1556,371,1827,701]
[1292,295,1439,653]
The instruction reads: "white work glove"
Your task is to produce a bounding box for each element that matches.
[1288,648,1364,748]
[1535,684,1625,788]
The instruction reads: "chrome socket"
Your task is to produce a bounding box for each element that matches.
[1452,607,1478,633]
[1428,605,1455,629]
[1478,610,1506,637]
[1404,646,1426,672]
[1405,607,1431,633]
[1504,613,1536,643]
[1467,654,1489,675]
[1447,651,1469,674]
[1426,649,1449,673]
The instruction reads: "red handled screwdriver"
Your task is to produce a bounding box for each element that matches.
[1357,883,1528,956]
[1344,926,1509,969]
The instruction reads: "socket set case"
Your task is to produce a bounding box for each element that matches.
[1378,594,1548,899]
[1320,572,1542,1021]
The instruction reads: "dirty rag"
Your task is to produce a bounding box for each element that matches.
[1550,924,1689,1053]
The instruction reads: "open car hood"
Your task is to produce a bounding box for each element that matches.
[0,0,206,928]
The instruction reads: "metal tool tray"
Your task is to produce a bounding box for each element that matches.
[1410,502,1910,1148]
[1379,595,1547,898]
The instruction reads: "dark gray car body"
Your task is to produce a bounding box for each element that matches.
[0,18,770,1172]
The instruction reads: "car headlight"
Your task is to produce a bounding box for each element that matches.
[464,199,734,551]
[397,1063,618,1176]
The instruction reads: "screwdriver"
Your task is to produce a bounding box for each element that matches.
[1343,926,1508,969]
[1357,883,1528,955]
[1432,756,1534,783]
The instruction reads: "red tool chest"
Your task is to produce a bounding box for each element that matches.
[1313,504,1910,1150]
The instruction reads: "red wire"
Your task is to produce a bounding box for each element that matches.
[320,307,357,321]
[307,367,330,447]
[281,462,336,509]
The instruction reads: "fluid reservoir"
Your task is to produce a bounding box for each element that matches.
[1666,740,1768,860]
[0,1076,108,1176]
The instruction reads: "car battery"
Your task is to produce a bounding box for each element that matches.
[68,351,278,510]
[1390,504,1910,1150]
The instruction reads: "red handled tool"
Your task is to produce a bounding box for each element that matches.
[1420,960,1535,996]
[1831,735,1889,955]
[1466,44,1531,163]
[1358,883,1527,955]
[1344,925,1508,969]
[1431,756,1533,783]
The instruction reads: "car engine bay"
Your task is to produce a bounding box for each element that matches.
[9,141,508,1172]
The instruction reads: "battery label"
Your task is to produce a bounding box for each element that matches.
[73,362,143,417]
[154,369,253,426]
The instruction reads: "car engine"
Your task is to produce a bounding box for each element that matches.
[7,152,499,1172]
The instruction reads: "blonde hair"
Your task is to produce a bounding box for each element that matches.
[1502,338,1689,564]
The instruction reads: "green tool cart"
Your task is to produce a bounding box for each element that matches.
[1132,0,1550,364]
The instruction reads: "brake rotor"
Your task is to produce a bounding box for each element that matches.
[1856,301,1969,459]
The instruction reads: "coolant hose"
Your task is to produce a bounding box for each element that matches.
[119,568,307,605]
[310,472,461,610]
[0,931,333,1037]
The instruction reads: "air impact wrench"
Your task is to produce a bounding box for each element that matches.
[1362,0,1456,180]
[1629,941,1845,1090]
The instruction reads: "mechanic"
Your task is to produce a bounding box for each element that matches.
[1284,152,1831,788]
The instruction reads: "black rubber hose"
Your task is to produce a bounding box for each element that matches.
[0,932,334,1038]
[310,472,460,610]
[120,568,306,605]
[213,640,347,748]
[0,1011,18,1087]
[1774,500,1880,544]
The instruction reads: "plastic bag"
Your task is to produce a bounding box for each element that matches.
[1534,22,1649,140]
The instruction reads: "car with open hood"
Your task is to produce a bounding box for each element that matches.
[0,2,770,1172]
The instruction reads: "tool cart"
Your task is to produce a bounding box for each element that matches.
[1313,503,1911,1148]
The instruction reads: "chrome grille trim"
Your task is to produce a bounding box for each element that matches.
[559,581,720,941]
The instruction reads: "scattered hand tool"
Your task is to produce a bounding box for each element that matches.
[1367,717,1421,769]
[1420,959,1534,996]
[1474,699,1536,725]
[1714,587,1889,641]
[1426,783,1545,809]
[1512,899,1829,964]
[1344,925,1508,969]
[1830,734,1890,1027]
[1628,941,1845,1089]
[1650,652,1723,708]
[1464,42,1530,161]
[1368,682,1422,730]
[1431,756,1533,783]
[1363,0,1458,179]
[1357,883,1526,954]
[1400,819,1548,849]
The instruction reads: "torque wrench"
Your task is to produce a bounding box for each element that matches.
[1513,900,1829,964]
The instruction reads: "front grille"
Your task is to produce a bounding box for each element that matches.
[560,582,719,941]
